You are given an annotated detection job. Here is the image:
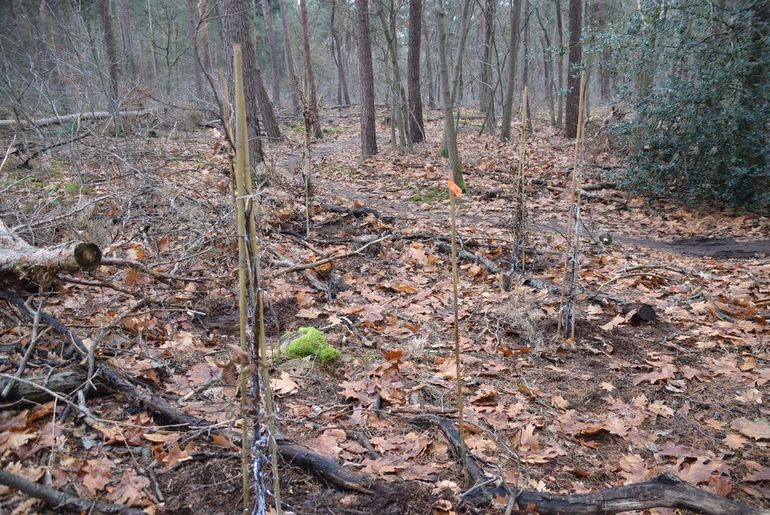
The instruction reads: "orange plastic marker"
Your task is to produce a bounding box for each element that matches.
[448,181,462,198]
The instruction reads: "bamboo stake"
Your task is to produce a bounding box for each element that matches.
[557,72,587,340]
[512,86,529,273]
[232,44,252,514]
[447,180,468,485]
[234,46,283,515]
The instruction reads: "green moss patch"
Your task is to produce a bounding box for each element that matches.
[281,326,340,364]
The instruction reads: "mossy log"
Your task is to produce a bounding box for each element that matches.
[0,219,100,286]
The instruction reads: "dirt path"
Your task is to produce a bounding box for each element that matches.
[277,136,770,259]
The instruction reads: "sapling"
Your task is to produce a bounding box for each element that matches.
[557,72,587,340]
[447,179,468,484]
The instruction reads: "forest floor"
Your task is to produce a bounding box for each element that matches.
[1,107,769,514]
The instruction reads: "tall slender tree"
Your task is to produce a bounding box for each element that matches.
[407,0,425,143]
[500,0,523,141]
[186,0,205,98]
[299,0,322,138]
[114,0,136,77]
[435,0,463,187]
[356,0,377,156]
[555,0,565,126]
[423,21,436,108]
[479,0,496,115]
[278,0,301,112]
[261,0,281,105]
[565,0,582,138]
[330,0,351,106]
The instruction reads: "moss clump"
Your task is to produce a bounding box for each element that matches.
[283,327,340,364]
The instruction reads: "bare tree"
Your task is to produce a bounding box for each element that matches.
[479,0,496,114]
[435,0,463,187]
[500,0,523,141]
[330,0,351,106]
[278,0,301,112]
[115,0,136,77]
[97,0,120,113]
[186,0,205,98]
[565,0,582,138]
[423,21,436,108]
[408,0,425,143]
[299,0,322,138]
[356,0,377,156]
[555,0,565,126]
[261,0,281,105]
[377,0,410,148]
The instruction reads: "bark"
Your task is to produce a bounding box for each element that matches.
[449,0,474,106]
[356,0,378,156]
[300,0,322,139]
[555,0,565,126]
[565,0,582,138]
[261,0,281,105]
[407,0,425,143]
[147,0,160,79]
[220,0,265,163]
[186,0,205,98]
[331,0,351,106]
[500,0,522,141]
[435,0,464,187]
[0,220,101,287]
[114,0,136,77]
[598,0,610,101]
[97,0,120,112]
[278,0,301,112]
[423,21,436,108]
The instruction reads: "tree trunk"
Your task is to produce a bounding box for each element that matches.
[377,0,410,148]
[331,0,351,106]
[261,0,281,106]
[299,0,322,138]
[422,21,436,108]
[536,6,556,125]
[597,0,610,101]
[435,0,464,187]
[407,0,425,143]
[450,0,474,106]
[555,0,565,126]
[356,0,378,157]
[500,0,522,141]
[565,0,582,138]
[147,0,160,80]
[278,0,301,113]
[186,0,205,98]
[114,0,136,78]
[97,0,120,113]
[220,0,266,163]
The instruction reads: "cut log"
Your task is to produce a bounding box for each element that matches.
[0,219,100,286]
[0,108,160,129]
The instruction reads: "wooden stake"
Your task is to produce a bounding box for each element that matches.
[232,44,251,514]
[557,72,587,340]
[512,86,529,273]
[448,180,468,485]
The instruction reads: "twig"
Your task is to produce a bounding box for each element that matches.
[1,294,48,398]
[269,234,391,277]
[101,257,205,283]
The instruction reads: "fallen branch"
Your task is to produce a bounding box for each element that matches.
[100,257,205,283]
[0,108,160,129]
[0,469,145,514]
[0,219,101,286]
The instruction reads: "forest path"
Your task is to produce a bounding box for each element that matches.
[275,135,770,260]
